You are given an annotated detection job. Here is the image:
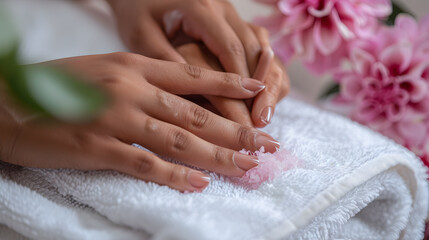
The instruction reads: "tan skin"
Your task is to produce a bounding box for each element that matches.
[0,1,290,192]
[0,52,281,192]
[106,0,290,127]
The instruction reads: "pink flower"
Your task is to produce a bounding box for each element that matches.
[255,0,391,74]
[335,14,429,165]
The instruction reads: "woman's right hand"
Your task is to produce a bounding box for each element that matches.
[0,52,280,192]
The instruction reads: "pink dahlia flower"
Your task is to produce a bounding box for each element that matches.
[335,14,429,166]
[255,0,392,74]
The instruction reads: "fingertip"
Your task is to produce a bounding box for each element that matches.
[252,103,274,128]
[187,171,210,191]
[241,78,266,94]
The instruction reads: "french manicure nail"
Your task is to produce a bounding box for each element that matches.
[188,171,210,189]
[233,153,259,171]
[241,78,266,93]
[255,135,280,152]
[260,106,273,125]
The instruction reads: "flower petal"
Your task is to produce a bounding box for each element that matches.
[350,47,375,75]
[400,78,428,103]
[395,14,419,40]
[397,116,427,147]
[359,0,392,17]
[277,0,299,14]
[308,0,335,18]
[331,9,355,40]
[313,18,342,55]
[380,42,413,74]
[341,75,362,100]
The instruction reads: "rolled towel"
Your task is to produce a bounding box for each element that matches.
[0,98,427,240]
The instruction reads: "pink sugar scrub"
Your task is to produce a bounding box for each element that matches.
[230,147,301,189]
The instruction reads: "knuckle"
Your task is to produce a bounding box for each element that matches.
[1,126,22,165]
[109,52,139,66]
[133,157,153,175]
[265,85,280,99]
[167,130,190,152]
[247,42,262,58]
[222,72,240,87]
[256,25,268,36]
[72,132,98,154]
[144,117,159,133]
[168,165,182,183]
[237,126,255,148]
[156,88,174,109]
[226,42,245,57]
[212,146,227,165]
[188,105,209,129]
[183,64,203,79]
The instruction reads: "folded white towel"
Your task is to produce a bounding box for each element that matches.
[0,98,427,240]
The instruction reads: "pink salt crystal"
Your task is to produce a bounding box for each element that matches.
[230,147,300,189]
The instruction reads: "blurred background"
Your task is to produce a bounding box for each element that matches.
[1,0,429,103]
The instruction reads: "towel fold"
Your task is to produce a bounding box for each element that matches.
[0,98,427,240]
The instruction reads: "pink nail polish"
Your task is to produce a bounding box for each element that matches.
[233,153,259,171]
[260,106,273,125]
[255,134,280,153]
[188,172,210,189]
[241,78,266,93]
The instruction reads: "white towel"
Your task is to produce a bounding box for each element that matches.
[0,98,427,240]
[1,0,428,239]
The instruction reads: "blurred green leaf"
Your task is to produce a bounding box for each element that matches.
[319,82,340,99]
[13,66,107,122]
[0,6,18,58]
[0,3,107,123]
[385,1,414,26]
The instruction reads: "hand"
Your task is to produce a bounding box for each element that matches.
[106,0,290,127]
[0,52,280,192]
[106,0,270,77]
[176,41,290,128]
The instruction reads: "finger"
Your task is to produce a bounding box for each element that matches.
[251,62,288,128]
[175,44,254,127]
[144,59,265,98]
[180,2,250,76]
[127,16,186,63]
[249,24,275,81]
[103,140,210,192]
[121,113,260,177]
[205,96,254,127]
[140,87,280,153]
[223,3,262,76]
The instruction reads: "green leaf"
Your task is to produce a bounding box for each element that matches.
[18,66,107,122]
[0,3,107,123]
[0,6,18,58]
[319,82,340,99]
[384,1,414,26]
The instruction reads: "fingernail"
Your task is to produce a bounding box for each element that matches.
[260,106,273,125]
[255,134,280,152]
[233,153,259,171]
[241,78,266,93]
[188,171,210,189]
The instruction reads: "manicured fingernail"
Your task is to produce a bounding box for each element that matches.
[188,171,210,189]
[255,135,280,152]
[233,153,259,171]
[241,78,266,93]
[260,106,273,125]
